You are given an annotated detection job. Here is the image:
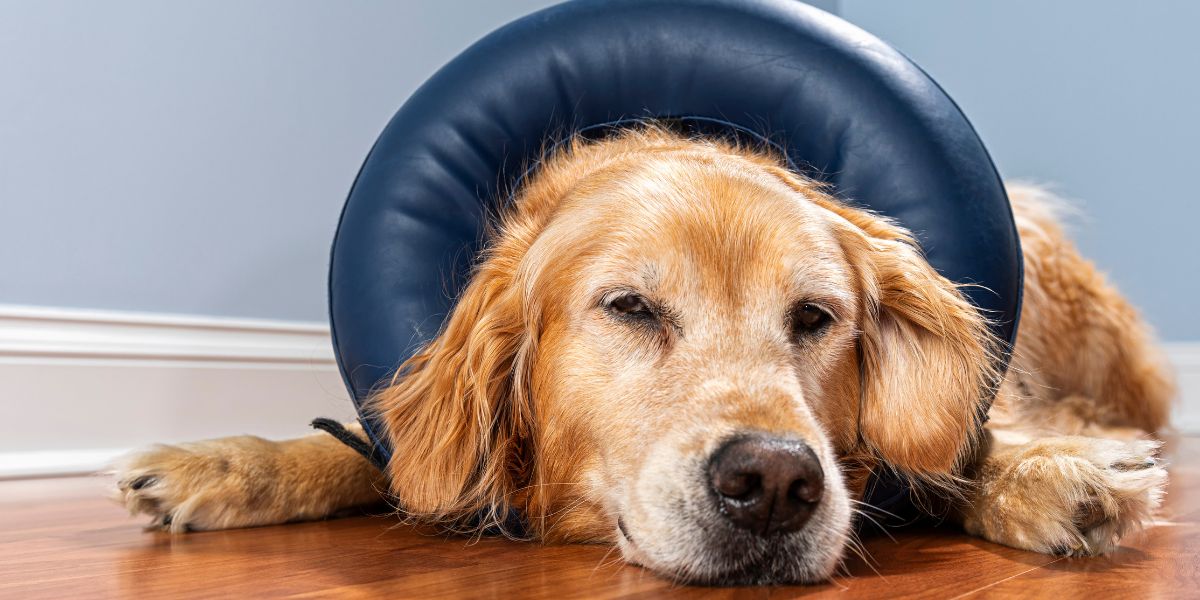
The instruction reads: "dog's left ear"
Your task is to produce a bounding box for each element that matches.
[772,170,997,478]
[847,229,996,476]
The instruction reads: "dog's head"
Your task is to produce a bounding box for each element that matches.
[372,128,996,584]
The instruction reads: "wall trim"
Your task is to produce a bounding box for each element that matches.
[0,304,335,364]
[0,304,1196,478]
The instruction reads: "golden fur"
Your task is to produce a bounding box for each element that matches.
[115,127,1172,584]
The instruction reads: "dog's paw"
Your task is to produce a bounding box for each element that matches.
[963,436,1166,556]
[112,436,283,532]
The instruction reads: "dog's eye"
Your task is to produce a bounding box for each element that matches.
[607,293,656,321]
[790,303,831,336]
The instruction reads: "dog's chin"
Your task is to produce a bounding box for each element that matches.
[619,527,845,585]
[616,502,850,585]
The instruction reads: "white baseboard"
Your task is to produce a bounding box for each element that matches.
[0,305,357,478]
[0,304,1196,478]
[1169,342,1200,434]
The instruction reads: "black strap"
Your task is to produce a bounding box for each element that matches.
[311,417,388,471]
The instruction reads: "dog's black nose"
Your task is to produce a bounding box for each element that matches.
[708,436,824,535]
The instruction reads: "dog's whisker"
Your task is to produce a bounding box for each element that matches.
[826,568,852,591]
[839,533,884,580]
[852,508,898,544]
[849,498,903,521]
[504,481,588,498]
[545,496,589,526]
[591,543,624,575]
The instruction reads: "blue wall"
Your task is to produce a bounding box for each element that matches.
[0,0,557,322]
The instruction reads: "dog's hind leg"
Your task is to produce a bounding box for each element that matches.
[1005,183,1174,434]
[113,424,385,532]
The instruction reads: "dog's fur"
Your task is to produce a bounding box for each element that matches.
[114,128,1173,584]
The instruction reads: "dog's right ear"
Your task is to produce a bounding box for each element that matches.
[367,130,657,527]
[370,248,537,525]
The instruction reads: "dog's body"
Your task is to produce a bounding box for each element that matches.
[116,129,1172,584]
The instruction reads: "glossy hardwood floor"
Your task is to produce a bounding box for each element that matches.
[2,437,1197,599]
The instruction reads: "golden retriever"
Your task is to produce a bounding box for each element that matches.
[114,127,1173,585]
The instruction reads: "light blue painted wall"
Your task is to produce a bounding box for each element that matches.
[0,0,557,322]
[2,0,1193,340]
[840,0,1199,340]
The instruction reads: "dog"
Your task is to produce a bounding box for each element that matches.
[114,127,1173,585]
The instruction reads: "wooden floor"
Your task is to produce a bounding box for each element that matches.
[2,438,1197,599]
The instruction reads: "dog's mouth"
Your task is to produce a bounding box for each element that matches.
[615,509,844,586]
[617,516,634,543]
[622,527,831,585]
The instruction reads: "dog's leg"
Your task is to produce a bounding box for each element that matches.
[113,425,385,532]
[957,426,1166,556]
[1006,184,1174,434]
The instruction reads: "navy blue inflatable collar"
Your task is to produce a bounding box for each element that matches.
[327,0,1022,524]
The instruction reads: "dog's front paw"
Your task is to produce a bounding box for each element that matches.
[112,436,284,532]
[963,436,1166,556]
